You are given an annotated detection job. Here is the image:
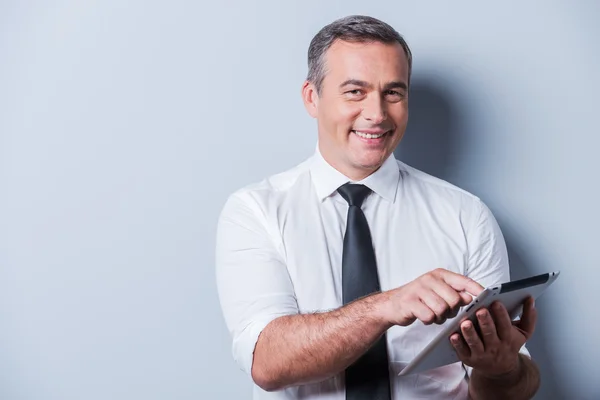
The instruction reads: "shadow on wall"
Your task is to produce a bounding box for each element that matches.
[395,77,565,400]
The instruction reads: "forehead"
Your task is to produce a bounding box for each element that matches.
[323,40,409,84]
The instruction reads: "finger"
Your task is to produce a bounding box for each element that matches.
[446,305,461,320]
[450,332,470,359]
[428,278,466,311]
[445,293,473,320]
[419,290,451,323]
[515,297,537,340]
[433,269,484,296]
[460,320,484,354]
[475,308,500,349]
[411,300,437,325]
[489,301,513,341]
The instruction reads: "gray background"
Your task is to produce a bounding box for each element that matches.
[1,1,599,399]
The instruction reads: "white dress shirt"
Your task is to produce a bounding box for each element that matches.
[216,148,528,399]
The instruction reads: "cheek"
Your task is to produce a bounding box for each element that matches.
[390,104,409,126]
[335,103,361,131]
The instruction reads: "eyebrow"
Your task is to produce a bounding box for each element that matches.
[339,79,408,91]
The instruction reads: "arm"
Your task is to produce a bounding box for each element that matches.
[253,270,483,392]
[459,200,540,398]
[251,293,391,391]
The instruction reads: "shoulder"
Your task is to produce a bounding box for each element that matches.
[395,159,489,224]
[220,156,313,218]
[396,159,480,202]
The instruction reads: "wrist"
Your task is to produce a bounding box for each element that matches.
[367,291,395,330]
[477,354,523,382]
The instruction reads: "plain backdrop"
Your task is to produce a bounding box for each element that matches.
[1,1,599,399]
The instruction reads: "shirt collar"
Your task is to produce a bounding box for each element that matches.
[309,144,400,203]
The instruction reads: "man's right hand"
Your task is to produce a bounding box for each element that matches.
[378,268,484,327]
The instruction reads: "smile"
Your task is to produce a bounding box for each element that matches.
[352,130,390,139]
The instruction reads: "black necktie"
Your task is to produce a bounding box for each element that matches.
[338,183,391,400]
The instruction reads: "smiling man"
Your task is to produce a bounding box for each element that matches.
[216,15,540,399]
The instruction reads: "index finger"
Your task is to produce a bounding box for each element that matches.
[432,269,484,296]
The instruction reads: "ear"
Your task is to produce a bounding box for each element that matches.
[301,80,319,118]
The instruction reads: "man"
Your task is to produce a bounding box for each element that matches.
[216,15,540,399]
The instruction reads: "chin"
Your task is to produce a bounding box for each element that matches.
[353,149,390,167]
[351,155,387,172]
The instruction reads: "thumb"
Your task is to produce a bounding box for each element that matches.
[514,297,537,340]
[459,291,475,305]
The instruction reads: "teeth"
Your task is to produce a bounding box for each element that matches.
[353,130,386,139]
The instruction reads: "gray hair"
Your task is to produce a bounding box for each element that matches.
[307,15,412,94]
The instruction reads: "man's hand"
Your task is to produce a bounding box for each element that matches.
[450,297,537,377]
[378,268,484,327]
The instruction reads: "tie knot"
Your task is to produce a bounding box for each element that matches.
[337,183,372,207]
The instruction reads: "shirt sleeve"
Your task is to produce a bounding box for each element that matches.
[463,199,531,376]
[465,199,510,288]
[215,191,299,376]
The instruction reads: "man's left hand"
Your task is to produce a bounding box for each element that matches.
[450,297,537,377]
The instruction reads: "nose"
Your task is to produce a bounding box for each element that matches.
[361,95,387,125]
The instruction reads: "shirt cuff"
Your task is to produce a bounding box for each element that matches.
[232,316,281,376]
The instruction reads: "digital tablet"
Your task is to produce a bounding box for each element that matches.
[398,271,560,376]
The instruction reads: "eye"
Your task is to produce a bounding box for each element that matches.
[343,88,365,100]
[385,90,405,101]
[346,89,363,95]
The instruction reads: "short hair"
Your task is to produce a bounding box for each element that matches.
[307,15,412,94]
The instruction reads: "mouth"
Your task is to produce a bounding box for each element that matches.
[351,129,392,141]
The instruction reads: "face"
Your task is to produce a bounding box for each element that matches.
[302,40,409,180]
